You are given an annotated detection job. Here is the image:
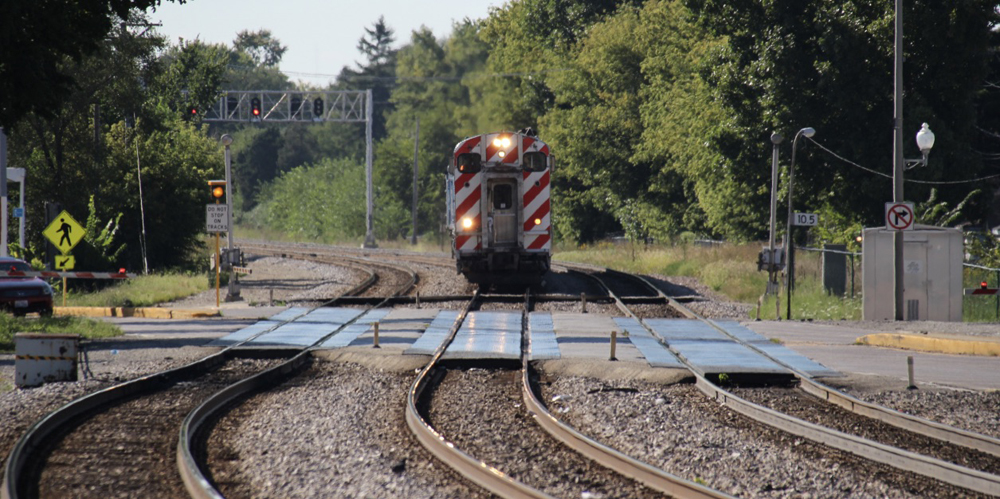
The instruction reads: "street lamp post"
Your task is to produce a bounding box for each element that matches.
[784,127,815,320]
[768,132,784,301]
[220,134,239,301]
[893,0,936,320]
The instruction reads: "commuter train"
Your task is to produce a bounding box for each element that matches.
[446,129,553,284]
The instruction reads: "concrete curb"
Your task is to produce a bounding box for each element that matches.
[54,307,220,319]
[857,333,1000,357]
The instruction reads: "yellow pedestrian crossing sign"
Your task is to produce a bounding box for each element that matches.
[55,255,76,270]
[43,211,85,254]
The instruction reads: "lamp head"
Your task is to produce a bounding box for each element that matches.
[916,123,935,153]
[800,127,816,139]
[771,132,784,145]
[220,134,233,146]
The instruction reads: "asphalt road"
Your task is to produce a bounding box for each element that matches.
[748,321,1000,391]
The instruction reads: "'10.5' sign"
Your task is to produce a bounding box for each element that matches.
[793,212,818,226]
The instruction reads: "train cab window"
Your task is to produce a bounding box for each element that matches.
[457,153,482,174]
[492,184,513,210]
[523,152,547,172]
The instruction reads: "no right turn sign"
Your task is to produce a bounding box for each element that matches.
[885,202,914,231]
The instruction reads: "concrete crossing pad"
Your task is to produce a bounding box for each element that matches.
[444,311,521,360]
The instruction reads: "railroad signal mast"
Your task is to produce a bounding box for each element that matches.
[199,89,377,248]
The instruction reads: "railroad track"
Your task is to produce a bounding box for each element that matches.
[239,242,1000,495]
[176,257,418,498]
[0,254,404,499]
[563,264,1000,497]
[406,289,731,498]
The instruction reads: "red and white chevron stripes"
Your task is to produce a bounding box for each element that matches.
[522,169,551,251]
[454,172,482,251]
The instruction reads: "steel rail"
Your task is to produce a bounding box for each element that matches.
[176,260,417,499]
[615,271,1000,461]
[404,290,555,499]
[1,256,382,499]
[519,309,734,498]
[578,265,1000,496]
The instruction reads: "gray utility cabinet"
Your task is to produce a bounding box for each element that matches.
[862,225,962,321]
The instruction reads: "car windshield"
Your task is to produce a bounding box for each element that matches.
[4,262,32,273]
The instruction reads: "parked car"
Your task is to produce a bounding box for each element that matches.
[0,257,54,316]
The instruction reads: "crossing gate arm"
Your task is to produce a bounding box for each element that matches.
[2,271,133,279]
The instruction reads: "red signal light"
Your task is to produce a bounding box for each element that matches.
[982,281,989,289]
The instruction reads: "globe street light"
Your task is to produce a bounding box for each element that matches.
[784,127,815,320]
[908,123,936,168]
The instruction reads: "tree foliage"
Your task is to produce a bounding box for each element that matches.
[0,0,180,127]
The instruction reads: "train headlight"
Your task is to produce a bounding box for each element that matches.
[534,218,542,226]
[462,217,474,229]
[498,151,506,158]
[501,137,511,148]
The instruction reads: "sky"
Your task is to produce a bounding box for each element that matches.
[150,0,503,88]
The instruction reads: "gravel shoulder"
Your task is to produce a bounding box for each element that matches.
[4,248,1000,498]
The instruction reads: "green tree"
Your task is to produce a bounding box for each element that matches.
[257,158,366,240]
[153,39,229,118]
[336,16,397,141]
[0,0,180,127]
[683,0,998,239]
[233,29,287,68]
[104,114,221,269]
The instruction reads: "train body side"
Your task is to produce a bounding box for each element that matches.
[446,131,552,284]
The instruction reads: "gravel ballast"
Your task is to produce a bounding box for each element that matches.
[4,248,1000,498]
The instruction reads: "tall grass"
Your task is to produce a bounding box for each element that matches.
[556,241,862,320]
[0,314,121,352]
[63,273,208,307]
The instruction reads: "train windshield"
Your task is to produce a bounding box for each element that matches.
[523,152,547,172]
[457,153,482,174]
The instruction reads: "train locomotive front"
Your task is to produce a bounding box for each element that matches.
[446,130,552,284]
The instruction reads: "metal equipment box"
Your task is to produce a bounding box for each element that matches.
[862,225,963,321]
[14,333,79,387]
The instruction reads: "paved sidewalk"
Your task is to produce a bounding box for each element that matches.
[746,321,1000,391]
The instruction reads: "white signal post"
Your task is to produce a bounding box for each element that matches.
[220,134,238,301]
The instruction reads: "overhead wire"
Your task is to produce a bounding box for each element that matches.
[805,136,1000,185]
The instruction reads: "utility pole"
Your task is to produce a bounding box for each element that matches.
[0,128,8,257]
[412,117,419,245]
[893,0,905,320]
[363,88,377,248]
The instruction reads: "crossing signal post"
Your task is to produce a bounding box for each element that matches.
[207,180,227,307]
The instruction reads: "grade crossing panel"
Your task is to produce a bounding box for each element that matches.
[208,321,281,347]
[714,320,840,378]
[612,318,684,368]
[212,307,368,348]
[405,310,461,355]
[268,307,311,322]
[528,312,559,360]
[444,311,521,360]
[644,318,787,375]
[319,309,392,348]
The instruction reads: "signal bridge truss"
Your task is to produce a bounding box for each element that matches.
[203,89,378,247]
[201,90,369,123]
